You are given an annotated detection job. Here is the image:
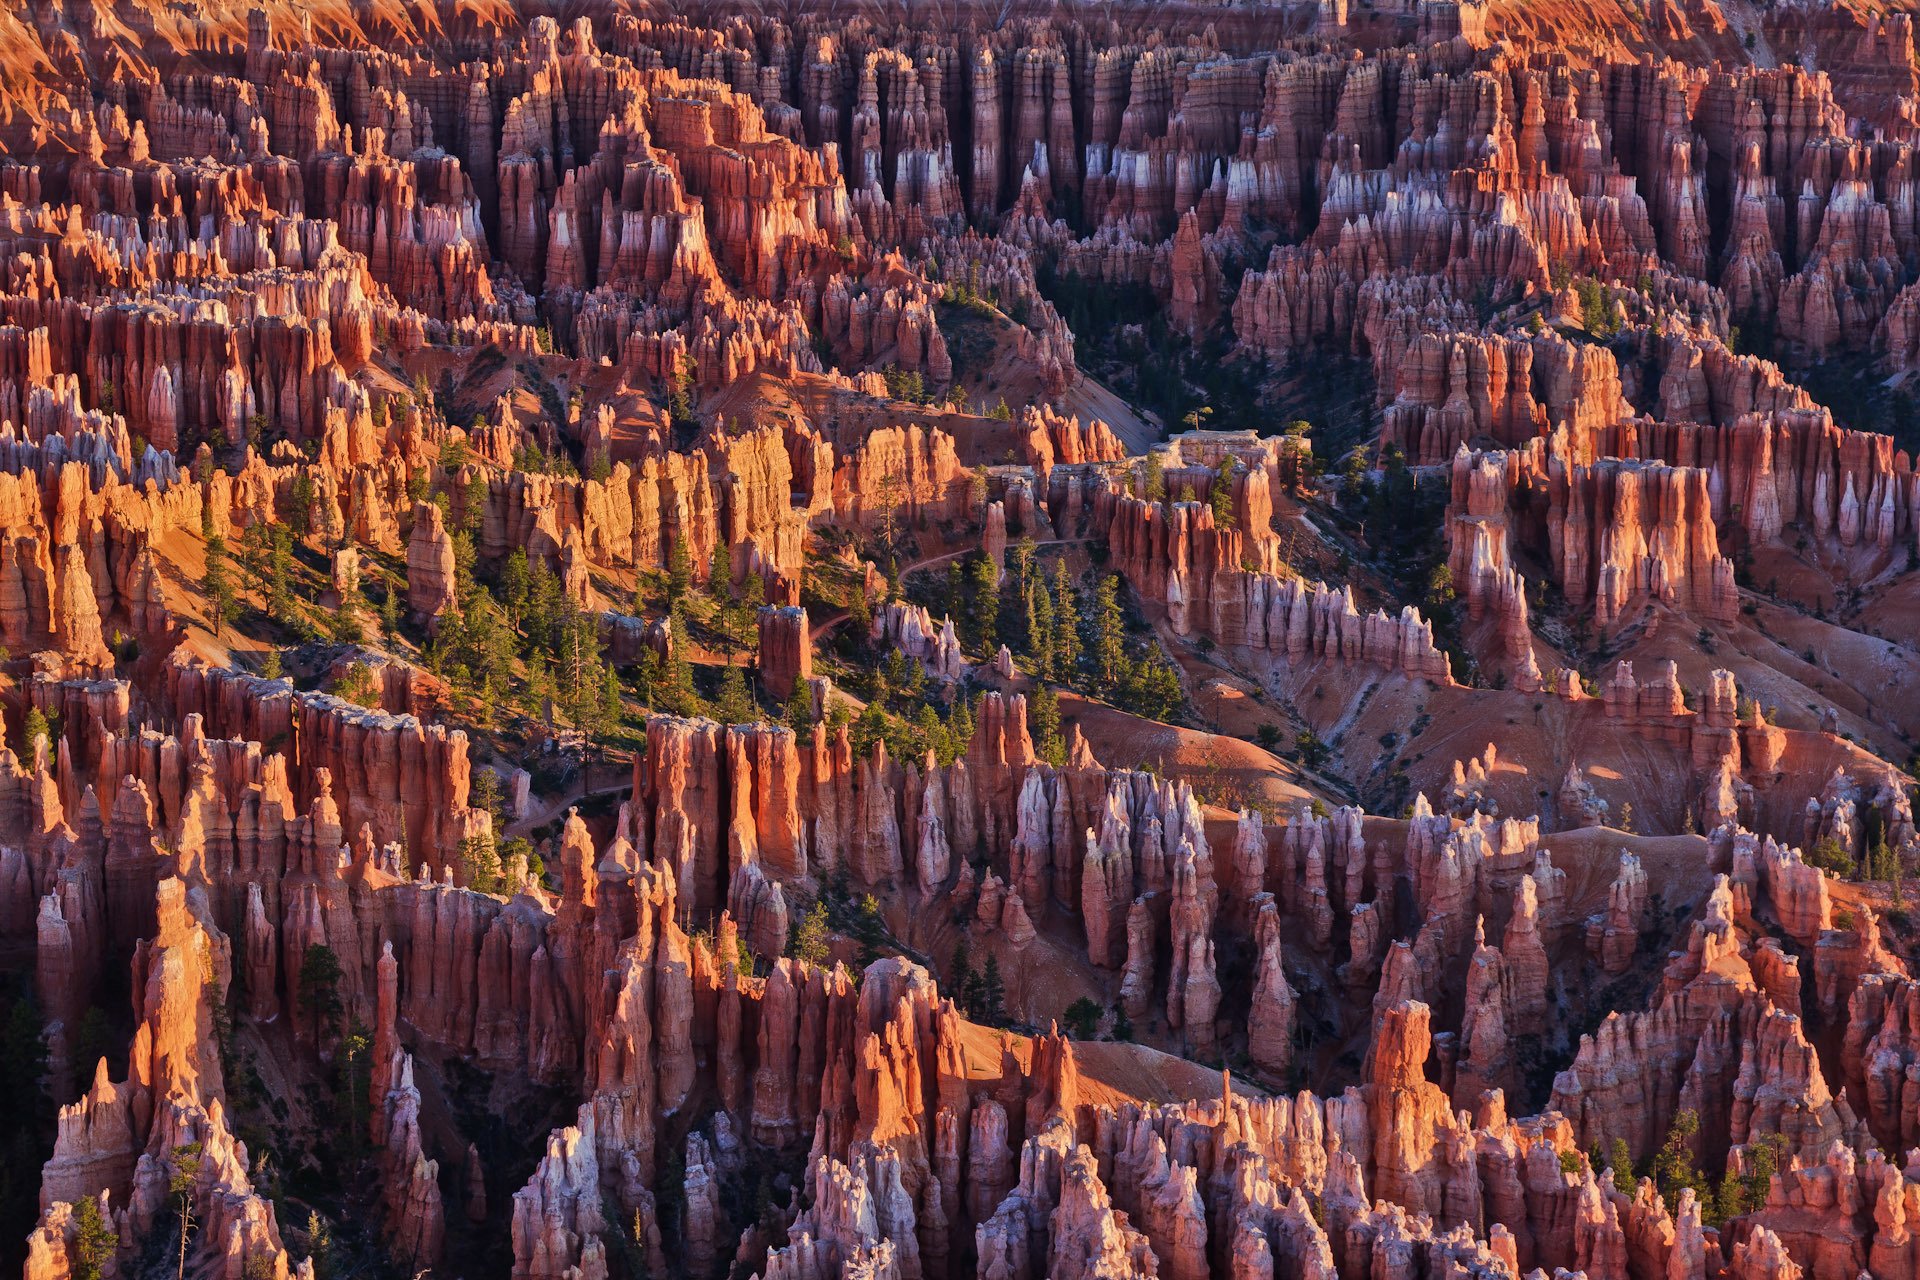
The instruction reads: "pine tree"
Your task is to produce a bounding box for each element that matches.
[298,944,345,1038]
[1143,454,1166,503]
[457,832,503,894]
[789,901,832,967]
[786,685,816,743]
[634,648,663,710]
[979,952,1007,1026]
[471,767,505,830]
[1,991,48,1107]
[914,703,947,762]
[22,705,50,753]
[851,702,890,759]
[950,941,976,1010]
[1051,562,1082,679]
[1650,1109,1708,1209]
[556,606,597,718]
[451,533,478,610]
[1090,575,1127,692]
[500,549,531,627]
[476,601,517,707]
[1031,584,1057,679]
[599,664,623,743]
[70,1194,113,1280]
[666,604,697,715]
[1608,1138,1634,1194]
[525,650,552,718]
[949,696,976,759]
[946,561,966,622]
[204,535,237,633]
[1029,683,1066,765]
[717,663,754,725]
[1210,462,1238,529]
[170,1143,203,1280]
[267,526,295,621]
[1007,539,1037,647]
[967,555,999,654]
[290,474,316,535]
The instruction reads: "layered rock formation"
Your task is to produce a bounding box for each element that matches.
[6,5,1920,1280]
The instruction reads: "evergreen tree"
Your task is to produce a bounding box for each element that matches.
[1051,562,1082,678]
[22,705,50,753]
[1006,539,1038,649]
[471,768,505,830]
[500,549,532,627]
[1030,585,1057,679]
[785,685,816,744]
[1090,575,1127,692]
[70,1195,113,1280]
[914,703,947,762]
[1210,462,1238,529]
[599,664,624,743]
[789,901,832,967]
[298,944,345,1039]
[1029,683,1066,765]
[978,952,1007,1026]
[170,1143,203,1280]
[665,604,697,714]
[667,537,692,603]
[1608,1138,1635,1194]
[1,989,47,1103]
[555,605,598,717]
[950,941,974,998]
[460,472,487,537]
[457,832,503,894]
[1064,997,1103,1040]
[851,702,890,759]
[290,474,316,535]
[634,648,663,710]
[1650,1109,1710,1211]
[204,535,237,633]
[451,537,478,606]
[946,562,966,622]
[1143,454,1166,503]
[266,526,295,622]
[238,520,270,579]
[967,555,999,654]
[474,600,517,707]
[1118,647,1184,721]
[333,662,376,708]
[526,558,562,651]
[717,663,755,724]
[524,650,552,718]
[948,696,976,759]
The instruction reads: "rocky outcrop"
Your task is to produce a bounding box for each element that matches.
[407,501,458,625]
[757,606,812,702]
